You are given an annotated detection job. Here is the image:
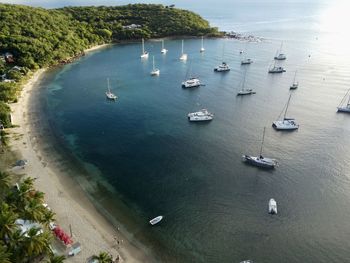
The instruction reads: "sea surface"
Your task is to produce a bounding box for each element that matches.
[20,0,350,262]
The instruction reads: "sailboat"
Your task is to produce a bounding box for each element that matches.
[105,78,117,100]
[140,38,149,59]
[241,43,253,65]
[179,40,188,61]
[268,60,286,73]
[337,88,350,113]
[274,42,287,60]
[161,39,168,54]
[214,42,230,72]
[272,94,299,130]
[237,68,256,95]
[182,63,201,88]
[242,127,277,169]
[150,56,160,76]
[290,71,299,89]
[200,36,205,53]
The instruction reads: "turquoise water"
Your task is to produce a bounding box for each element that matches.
[32,1,350,262]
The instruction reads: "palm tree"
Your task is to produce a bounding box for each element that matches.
[0,172,11,200]
[23,198,46,222]
[7,229,25,263]
[92,251,113,263]
[23,228,52,261]
[0,241,11,263]
[0,202,18,242]
[46,254,66,263]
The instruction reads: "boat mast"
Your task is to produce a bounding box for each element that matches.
[259,127,266,157]
[181,40,184,54]
[241,68,247,91]
[107,78,110,93]
[162,40,164,49]
[142,38,145,54]
[283,94,292,120]
[280,41,283,54]
[201,36,204,49]
[293,70,297,83]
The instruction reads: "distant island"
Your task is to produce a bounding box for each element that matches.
[0,3,221,130]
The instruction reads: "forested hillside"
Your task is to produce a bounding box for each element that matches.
[0,3,220,129]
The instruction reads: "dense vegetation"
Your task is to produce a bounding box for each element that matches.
[0,3,219,130]
[0,173,58,262]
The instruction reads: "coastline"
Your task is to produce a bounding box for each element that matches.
[8,45,153,262]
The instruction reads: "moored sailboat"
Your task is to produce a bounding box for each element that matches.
[161,39,168,54]
[290,70,299,90]
[237,68,256,95]
[200,36,205,53]
[274,41,286,60]
[140,38,149,59]
[179,40,188,61]
[150,56,160,76]
[337,88,350,113]
[272,94,299,130]
[268,198,278,214]
[242,127,277,169]
[105,78,117,100]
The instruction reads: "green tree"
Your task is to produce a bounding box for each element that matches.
[46,254,66,263]
[92,251,113,263]
[0,171,11,200]
[0,202,17,241]
[0,241,11,263]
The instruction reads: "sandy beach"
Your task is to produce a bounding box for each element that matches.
[8,47,153,262]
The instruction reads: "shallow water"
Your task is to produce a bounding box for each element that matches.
[40,1,350,262]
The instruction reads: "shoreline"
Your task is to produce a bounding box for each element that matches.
[8,45,154,262]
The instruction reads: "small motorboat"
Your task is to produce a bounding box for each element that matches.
[241,58,253,65]
[149,215,163,225]
[268,198,277,214]
[240,261,253,263]
[237,89,256,96]
[188,109,214,122]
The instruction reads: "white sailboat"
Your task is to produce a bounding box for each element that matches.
[200,36,205,53]
[337,88,350,113]
[150,56,160,76]
[161,39,168,54]
[274,41,287,60]
[105,78,117,100]
[140,38,149,59]
[214,43,230,72]
[268,198,277,214]
[179,40,188,61]
[241,43,253,65]
[272,94,299,130]
[237,68,256,95]
[268,60,286,73]
[242,127,277,169]
[290,70,299,90]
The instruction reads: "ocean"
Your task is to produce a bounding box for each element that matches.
[17,0,350,262]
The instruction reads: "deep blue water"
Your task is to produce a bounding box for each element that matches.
[24,0,350,262]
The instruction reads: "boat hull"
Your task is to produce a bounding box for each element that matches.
[149,216,163,225]
[141,52,149,59]
[272,120,299,130]
[242,155,277,169]
[237,90,256,96]
[337,107,350,113]
[151,69,160,76]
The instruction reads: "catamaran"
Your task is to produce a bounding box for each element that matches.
[214,42,230,72]
[242,127,277,169]
[161,39,168,54]
[105,78,117,100]
[182,63,201,88]
[274,42,286,60]
[268,198,277,214]
[200,36,205,53]
[268,60,286,73]
[140,38,149,59]
[150,56,160,76]
[149,215,163,225]
[179,40,188,61]
[337,88,350,113]
[188,109,214,122]
[237,68,256,95]
[272,94,299,130]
